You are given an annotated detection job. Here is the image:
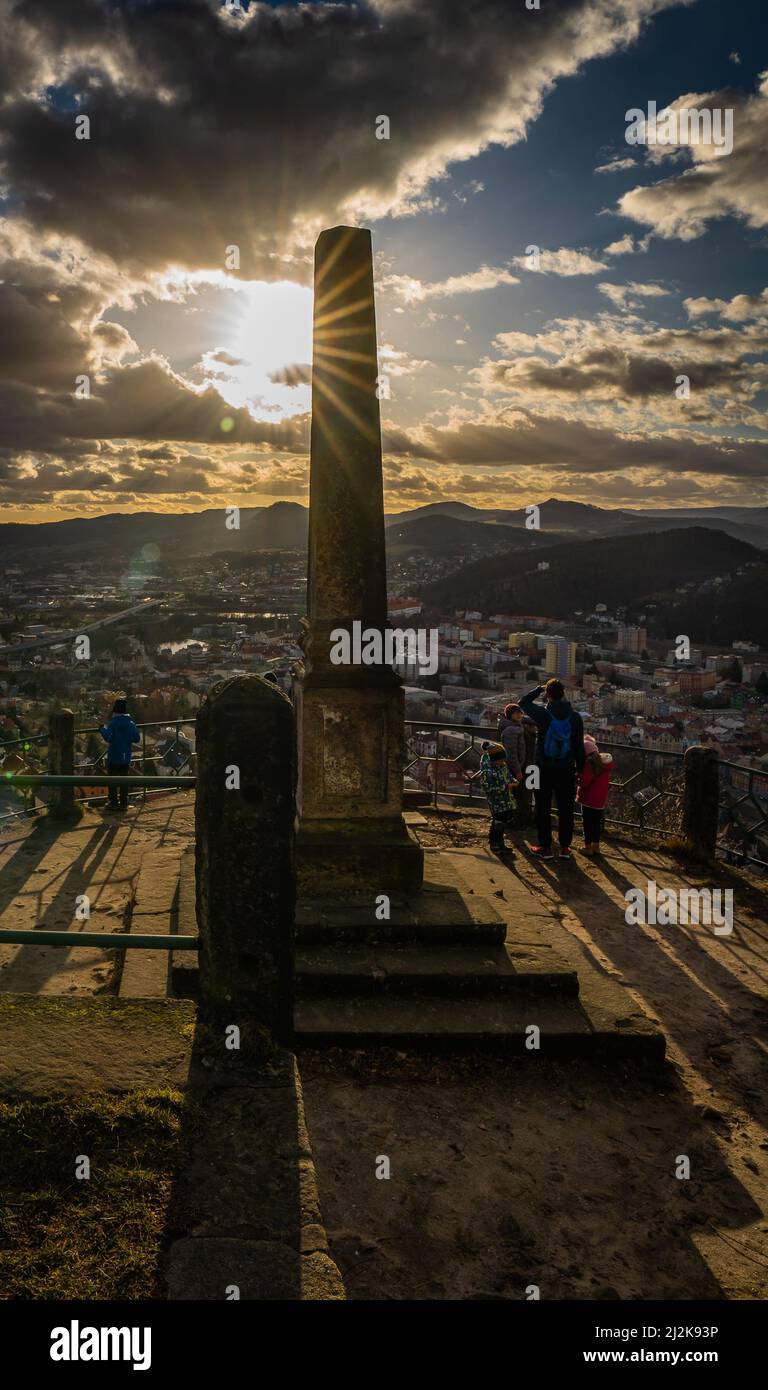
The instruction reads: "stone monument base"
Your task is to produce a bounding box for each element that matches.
[297,817,424,897]
[295,668,424,897]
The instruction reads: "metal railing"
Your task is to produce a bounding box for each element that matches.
[0,929,197,950]
[0,730,49,821]
[404,719,768,870]
[0,718,195,823]
[1,713,764,871]
[717,758,768,870]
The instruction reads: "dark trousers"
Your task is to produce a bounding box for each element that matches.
[535,767,575,849]
[489,817,506,848]
[107,760,129,809]
[513,780,534,823]
[582,806,603,844]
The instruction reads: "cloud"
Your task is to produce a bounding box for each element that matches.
[684,289,768,323]
[0,224,141,391]
[382,264,520,304]
[0,0,683,275]
[511,247,607,276]
[0,355,309,458]
[482,345,763,404]
[268,363,312,388]
[381,456,760,510]
[476,312,768,434]
[595,156,638,174]
[604,233,637,255]
[598,281,670,309]
[617,74,768,239]
[386,409,768,480]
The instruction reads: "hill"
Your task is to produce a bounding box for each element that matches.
[1,498,766,568]
[384,497,629,535]
[389,498,768,548]
[0,502,308,562]
[386,513,573,557]
[420,528,762,643]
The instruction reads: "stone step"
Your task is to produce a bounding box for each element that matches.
[293,993,663,1060]
[297,916,505,946]
[295,944,578,998]
[297,850,506,946]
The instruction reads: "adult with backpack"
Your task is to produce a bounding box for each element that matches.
[519,678,585,860]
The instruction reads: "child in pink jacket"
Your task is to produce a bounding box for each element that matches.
[576,736,613,855]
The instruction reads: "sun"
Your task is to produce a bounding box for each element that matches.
[204,280,313,420]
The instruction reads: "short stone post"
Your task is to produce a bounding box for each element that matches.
[682,745,719,861]
[48,708,76,818]
[195,674,295,1038]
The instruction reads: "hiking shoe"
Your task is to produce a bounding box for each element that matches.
[529,845,554,860]
[559,846,573,859]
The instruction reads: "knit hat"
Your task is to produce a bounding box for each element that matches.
[583,736,598,754]
[481,741,507,762]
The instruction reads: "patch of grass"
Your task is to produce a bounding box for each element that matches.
[0,1087,200,1299]
[0,995,196,1037]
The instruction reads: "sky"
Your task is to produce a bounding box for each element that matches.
[0,0,766,522]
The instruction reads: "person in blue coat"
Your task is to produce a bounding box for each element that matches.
[98,698,140,811]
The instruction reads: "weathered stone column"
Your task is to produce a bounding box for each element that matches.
[682,744,719,862]
[296,225,423,896]
[48,708,76,818]
[195,674,295,1036]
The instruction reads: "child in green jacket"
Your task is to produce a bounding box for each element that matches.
[478,741,516,854]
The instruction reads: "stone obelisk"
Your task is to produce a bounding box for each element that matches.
[296,226,424,896]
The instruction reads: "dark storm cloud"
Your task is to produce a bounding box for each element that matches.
[487,348,765,400]
[269,362,311,387]
[387,412,768,479]
[0,0,680,274]
[0,356,309,454]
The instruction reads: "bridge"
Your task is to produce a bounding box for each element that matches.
[3,596,162,655]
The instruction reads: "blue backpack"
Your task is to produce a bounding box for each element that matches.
[543,715,572,762]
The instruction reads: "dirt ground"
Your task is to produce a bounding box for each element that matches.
[0,796,194,995]
[2,798,766,1300]
[299,808,768,1300]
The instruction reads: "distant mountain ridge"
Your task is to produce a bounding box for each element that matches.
[0,502,308,562]
[1,497,767,564]
[384,498,768,549]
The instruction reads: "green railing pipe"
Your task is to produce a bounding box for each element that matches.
[0,930,198,950]
[2,774,195,788]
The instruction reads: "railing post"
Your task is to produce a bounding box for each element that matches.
[48,708,77,818]
[682,745,719,862]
